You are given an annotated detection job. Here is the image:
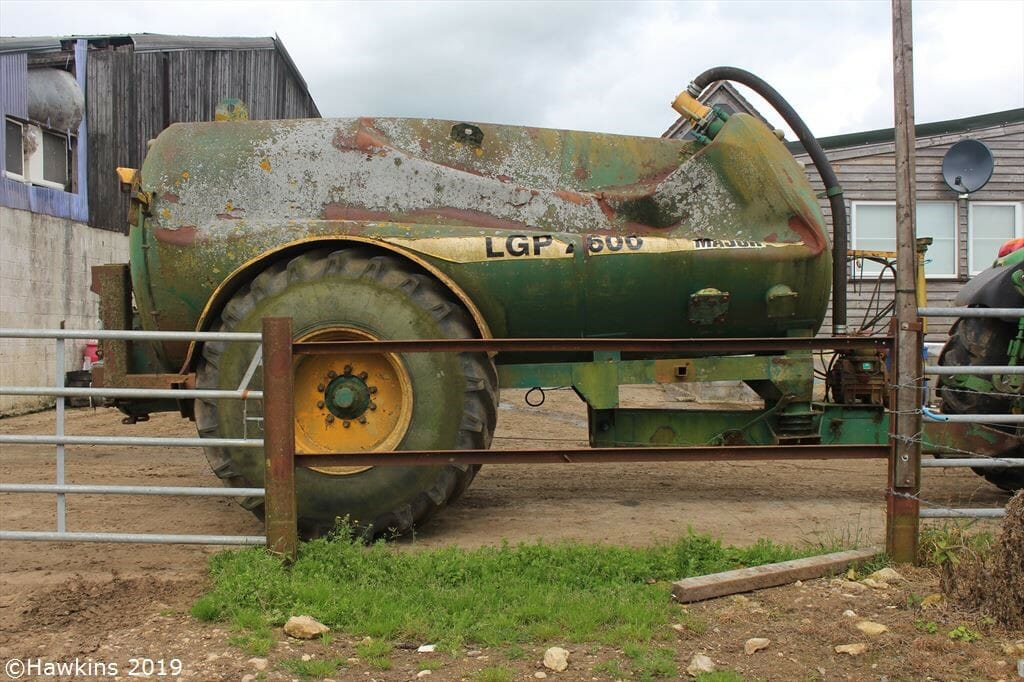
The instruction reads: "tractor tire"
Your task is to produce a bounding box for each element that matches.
[194,247,497,538]
[937,315,1023,492]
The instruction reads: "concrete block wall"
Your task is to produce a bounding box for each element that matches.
[0,206,128,415]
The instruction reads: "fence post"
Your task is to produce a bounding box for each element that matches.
[262,316,297,561]
[886,0,921,564]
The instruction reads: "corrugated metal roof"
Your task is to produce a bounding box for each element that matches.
[786,108,1024,154]
[129,34,276,52]
[0,37,63,54]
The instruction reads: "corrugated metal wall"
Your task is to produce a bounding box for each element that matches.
[86,45,319,232]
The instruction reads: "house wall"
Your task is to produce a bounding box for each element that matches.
[794,120,1024,342]
[0,206,127,415]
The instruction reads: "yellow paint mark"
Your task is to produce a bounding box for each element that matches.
[181,171,189,180]
[225,200,234,212]
[160,208,171,219]
[384,236,573,263]
[474,148,484,157]
[260,159,272,172]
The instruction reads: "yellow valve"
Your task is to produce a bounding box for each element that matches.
[671,91,712,124]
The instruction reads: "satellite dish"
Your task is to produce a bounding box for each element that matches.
[942,139,994,194]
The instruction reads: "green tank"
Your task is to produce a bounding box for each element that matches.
[122,105,832,536]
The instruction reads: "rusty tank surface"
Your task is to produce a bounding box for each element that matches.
[113,85,835,536]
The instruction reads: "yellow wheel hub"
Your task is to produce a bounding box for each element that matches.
[293,327,413,475]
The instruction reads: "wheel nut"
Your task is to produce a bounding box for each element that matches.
[368,386,378,394]
[368,402,377,411]
[316,400,325,409]
[326,414,335,423]
[317,384,325,392]
[343,364,353,375]
[358,371,368,380]
[327,370,337,379]
[343,420,351,428]
[358,416,367,424]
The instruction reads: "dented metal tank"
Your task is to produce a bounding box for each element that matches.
[130,112,831,371]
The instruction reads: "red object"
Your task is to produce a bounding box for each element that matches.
[997,238,1024,258]
[84,341,100,364]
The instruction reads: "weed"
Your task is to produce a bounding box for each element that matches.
[593,659,627,678]
[696,672,744,682]
[475,666,513,682]
[948,625,982,642]
[906,593,923,609]
[919,524,993,567]
[356,638,392,669]
[503,645,525,660]
[914,619,938,634]
[195,525,831,649]
[418,659,444,671]
[623,644,677,681]
[279,656,343,679]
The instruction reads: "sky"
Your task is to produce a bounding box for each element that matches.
[1,0,1022,139]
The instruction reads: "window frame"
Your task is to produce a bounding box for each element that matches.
[3,115,75,192]
[4,116,26,182]
[850,199,959,279]
[968,202,1024,275]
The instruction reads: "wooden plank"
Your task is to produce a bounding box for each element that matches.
[671,547,880,603]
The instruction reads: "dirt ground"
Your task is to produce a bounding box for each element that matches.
[1,387,1019,680]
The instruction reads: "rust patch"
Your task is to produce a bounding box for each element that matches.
[332,126,389,155]
[409,207,535,231]
[322,204,393,222]
[496,174,512,184]
[160,192,180,204]
[153,225,197,246]
[554,190,590,206]
[764,232,778,242]
[574,165,590,182]
[259,158,272,172]
[788,214,826,255]
[216,213,244,221]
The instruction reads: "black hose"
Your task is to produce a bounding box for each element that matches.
[690,67,847,335]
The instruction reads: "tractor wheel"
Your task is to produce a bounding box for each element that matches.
[194,247,497,538]
[937,315,1023,492]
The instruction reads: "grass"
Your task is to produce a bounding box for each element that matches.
[278,656,343,679]
[355,638,392,669]
[193,525,833,652]
[475,667,513,682]
[623,644,678,681]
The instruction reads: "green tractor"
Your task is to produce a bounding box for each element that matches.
[938,238,1024,491]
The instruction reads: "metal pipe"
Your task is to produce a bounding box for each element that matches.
[924,365,1024,375]
[0,531,267,545]
[0,328,261,341]
[0,435,262,447]
[55,335,66,534]
[921,458,1024,469]
[921,410,1024,424]
[0,386,261,399]
[0,484,265,496]
[919,307,1024,318]
[296,444,890,468]
[295,336,892,356]
[919,508,1006,519]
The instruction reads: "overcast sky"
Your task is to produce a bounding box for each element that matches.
[2,0,1022,138]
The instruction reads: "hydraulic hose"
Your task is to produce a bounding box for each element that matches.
[688,67,848,336]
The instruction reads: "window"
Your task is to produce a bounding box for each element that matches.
[851,201,957,278]
[3,116,74,191]
[4,118,24,179]
[969,203,1023,274]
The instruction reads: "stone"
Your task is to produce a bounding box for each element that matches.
[686,654,715,677]
[417,644,436,653]
[284,615,330,639]
[543,647,569,672]
[837,580,867,594]
[744,638,770,655]
[205,653,220,662]
[417,671,432,678]
[248,658,269,671]
[241,676,256,682]
[860,578,889,590]
[856,621,889,636]
[346,657,359,664]
[835,643,867,656]
[868,567,905,583]
[534,673,548,679]
[843,610,857,618]
[466,650,482,657]
[301,654,312,662]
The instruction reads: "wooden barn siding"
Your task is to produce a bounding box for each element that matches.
[794,121,1024,343]
[86,46,318,232]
